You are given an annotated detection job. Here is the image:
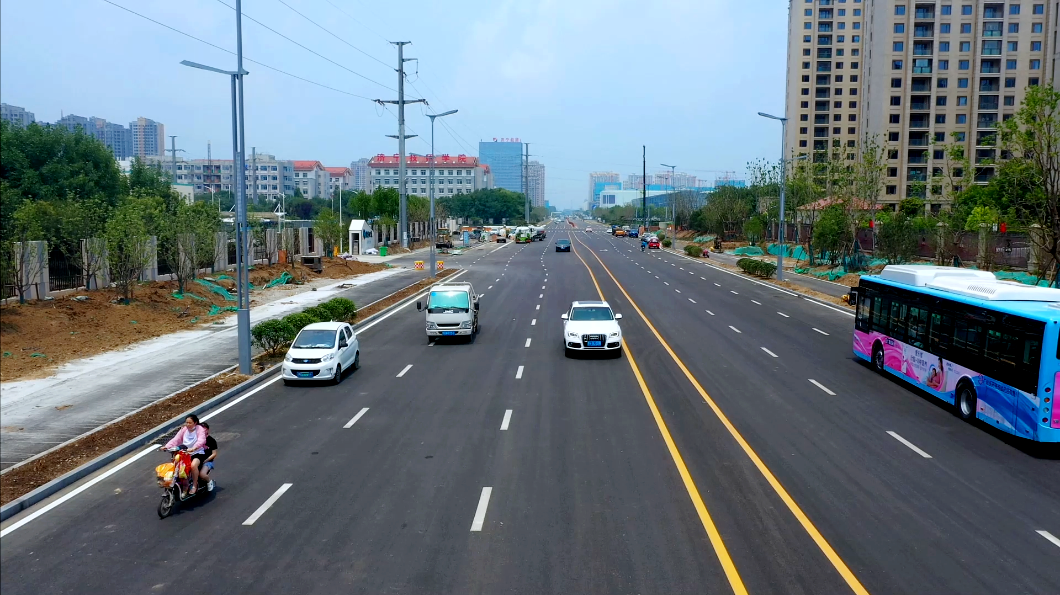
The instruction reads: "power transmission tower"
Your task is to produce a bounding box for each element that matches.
[376,42,425,249]
[166,135,185,188]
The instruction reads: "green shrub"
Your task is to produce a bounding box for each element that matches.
[282,312,318,334]
[737,258,778,278]
[662,238,672,248]
[655,231,666,241]
[321,297,357,322]
[251,319,295,355]
[684,243,704,257]
[301,305,332,322]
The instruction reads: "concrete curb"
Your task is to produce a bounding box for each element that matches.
[0,269,467,523]
[0,366,279,523]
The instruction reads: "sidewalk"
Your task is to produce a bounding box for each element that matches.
[0,267,423,470]
[670,240,850,299]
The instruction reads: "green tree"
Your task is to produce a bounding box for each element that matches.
[875,211,919,264]
[743,216,766,245]
[346,190,372,220]
[106,196,162,303]
[313,208,343,255]
[160,202,220,293]
[813,204,851,266]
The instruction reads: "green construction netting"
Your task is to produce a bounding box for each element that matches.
[264,271,293,289]
[208,304,239,316]
[693,235,716,243]
[171,291,208,301]
[995,270,1052,287]
[215,274,234,280]
[195,278,236,301]
[733,246,765,256]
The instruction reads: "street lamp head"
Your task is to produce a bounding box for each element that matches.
[757,112,786,122]
[660,163,675,168]
[180,60,246,76]
[428,109,458,119]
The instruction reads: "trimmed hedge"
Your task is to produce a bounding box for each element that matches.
[322,297,356,322]
[737,258,778,278]
[655,231,666,241]
[251,319,294,355]
[684,243,704,257]
[662,239,672,248]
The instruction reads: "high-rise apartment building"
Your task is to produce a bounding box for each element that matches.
[588,171,621,210]
[479,140,524,192]
[55,114,133,160]
[527,160,546,207]
[626,173,655,191]
[350,157,370,191]
[149,153,294,201]
[130,117,165,158]
[1,103,35,127]
[787,0,1058,208]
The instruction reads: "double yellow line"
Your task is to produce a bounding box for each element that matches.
[570,236,870,595]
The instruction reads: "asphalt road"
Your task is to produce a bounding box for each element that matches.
[2,221,1058,595]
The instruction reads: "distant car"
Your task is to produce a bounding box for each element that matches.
[627,229,639,238]
[585,227,593,233]
[648,238,661,249]
[561,301,623,358]
[615,229,627,237]
[555,239,571,252]
[283,322,360,385]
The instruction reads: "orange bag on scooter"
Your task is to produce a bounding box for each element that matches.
[155,463,176,487]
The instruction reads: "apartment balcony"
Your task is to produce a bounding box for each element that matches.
[815,115,830,124]
[910,100,931,111]
[907,167,928,182]
[908,135,931,147]
[817,35,832,45]
[817,48,833,59]
[974,167,995,183]
[911,78,932,92]
[915,8,936,19]
[913,45,934,56]
[819,0,833,5]
[979,95,999,110]
[908,151,929,164]
[817,62,832,72]
[976,131,997,146]
[977,113,998,128]
[814,128,830,138]
[819,9,834,18]
[914,25,935,38]
[982,41,1002,55]
[983,23,1003,37]
[975,149,997,164]
[983,6,1004,19]
[979,77,1000,92]
[818,22,833,33]
[980,60,1001,74]
[909,115,931,128]
[913,64,933,74]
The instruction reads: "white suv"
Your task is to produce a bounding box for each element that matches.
[561,301,623,358]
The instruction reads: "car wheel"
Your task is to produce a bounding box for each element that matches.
[872,343,886,374]
[352,351,360,371]
[610,348,622,359]
[564,347,573,358]
[956,383,978,422]
[283,379,293,386]
[333,364,343,385]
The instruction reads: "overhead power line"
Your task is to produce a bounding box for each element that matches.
[212,0,395,92]
[101,0,378,100]
[276,0,392,69]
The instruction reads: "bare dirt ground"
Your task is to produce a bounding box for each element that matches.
[0,258,387,382]
[0,371,248,505]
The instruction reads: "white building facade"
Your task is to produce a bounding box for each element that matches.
[368,154,493,196]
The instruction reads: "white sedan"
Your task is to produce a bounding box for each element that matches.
[282,321,360,385]
[561,301,623,358]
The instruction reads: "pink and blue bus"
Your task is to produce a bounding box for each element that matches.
[849,265,1060,443]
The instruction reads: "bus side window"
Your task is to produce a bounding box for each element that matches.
[872,297,890,334]
[889,300,908,342]
[856,293,873,331]
[928,312,953,353]
[953,315,984,358]
[907,305,929,349]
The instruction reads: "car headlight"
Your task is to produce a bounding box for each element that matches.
[567,332,579,338]
[460,321,472,329]
[284,354,293,362]
[426,322,438,329]
[609,332,620,338]
[321,352,335,362]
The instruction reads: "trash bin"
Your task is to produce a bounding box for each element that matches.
[379,246,388,257]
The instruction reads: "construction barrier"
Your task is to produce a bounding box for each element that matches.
[437,261,445,270]
[414,261,424,270]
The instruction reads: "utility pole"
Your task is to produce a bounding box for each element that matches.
[251,147,257,209]
[208,141,217,212]
[642,146,647,232]
[377,42,424,249]
[524,143,530,223]
[234,0,251,373]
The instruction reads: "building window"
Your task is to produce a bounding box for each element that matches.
[957,96,968,105]
[853,35,860,42]
[895,23,905,33]
[848,140,857,148]
[1032,41,1042,51]
[804,22,813,29]
[958,60,970,70]
[1030,59,1042,70]
[802,88,810,95]
[799,140,809,148]
[961,4,972,15]
[960,23,971,33]
[1007,41,1018,52]
[834,100,843,108]
[960,41,971,52]
[849,114,857,121]
[937,96,948,106]
[888,150,900,159]
[837,35,846,42]
[1029,77,1040,86]
[936,114,947,124]
[957,114,967,124]
[849,101,858,108]
[801,114,809,121]
[891,78,903,88]
[939,60,950,70]
[804,35,812,42]
[891,95,902,105]
[893,41,905,52]
[890,114,901,124]
[888,167,898,177]
[1033,3,1044,13]
[895,5,906,15]
[935,132,946,142]
[853,22,861,29]
[850,88,858,95]
[835,88,844,95]
[940,23,951,34]
[1010,4,1020,14]
[838,22,846,29]
[886,185,898,195]
[938,77,949,88]
[1032,23,1043,33]
[851,75,859,82]
[1005,77,1017,88]
[1004,95,1015,106]
[805,8,812,15]
[941,5,952,15]
[801,101,810,108]
[889,132,901,141]
[1006,59,1017,69]
[958,78,969,88]
[940,42,950,52]
[854,9,861,16]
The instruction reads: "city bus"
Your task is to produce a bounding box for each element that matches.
[848,265,1060,442]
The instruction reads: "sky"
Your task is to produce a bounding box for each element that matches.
[0,0,789,210]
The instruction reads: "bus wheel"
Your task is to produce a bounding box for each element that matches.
[956,384,978,422]
[872,343,886,374]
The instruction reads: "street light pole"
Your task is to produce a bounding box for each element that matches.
[758,111,787,281]
[427,109,457,280]
[661,163,676,229]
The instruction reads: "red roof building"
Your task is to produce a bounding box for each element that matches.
[367,154,493,196]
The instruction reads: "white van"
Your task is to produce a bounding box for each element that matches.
[417,282,479,341]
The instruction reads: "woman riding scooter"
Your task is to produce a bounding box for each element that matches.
[162,415,207,495]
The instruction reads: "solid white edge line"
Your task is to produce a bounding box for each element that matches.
[1,444,160,538]
[515,366,524,379]
[808,379,836,395]
[500,409,513,431]
[242,483,294,526]
[203,376,282,422]
[1037,530,1060,549]
[396,364,413,378]
[343,407,370,428]
[470,486,493,531]
[813,327,830,335]
[728,325,741,333]
[706,310,715,316]
[688,298,696,303]
[886,431,933,458]
[751,300,762,305]
[525,338,532,348]
[778,312,790,318]
[761,347,778,358]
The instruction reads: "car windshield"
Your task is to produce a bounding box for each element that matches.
[292,329,336,349]
[428,290,470,312]
[569,307,614,321]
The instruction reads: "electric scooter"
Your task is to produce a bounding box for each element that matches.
[155,447,212,518]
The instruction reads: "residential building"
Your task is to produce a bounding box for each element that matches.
[1,103,35,127]
[293,160,330,198]
[130,117,165,158]
[599,188,669,207]
[54,114,133,160]
[626,173,655,191]
[654,171,698,190]
[784,0,867,165]
[787,0,1058,208]
[326,166,353,195]
[527,160,546,207]
[350,157,370,191]
[367,153,493,196]
[146,153,294,201]
[479,140,524,192]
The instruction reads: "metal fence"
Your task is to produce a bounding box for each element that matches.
[47,246,83,292]
[0,258,15,299]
